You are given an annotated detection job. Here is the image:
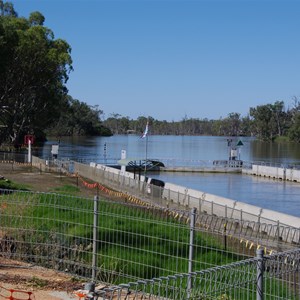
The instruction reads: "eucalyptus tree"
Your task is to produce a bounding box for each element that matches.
[46,96,111,137]
[288,114,300,142]
[221,113,241,136]
[0,0,16,16]
[270,101,286,137]
[239,115,253,136]
[104,113,122,134]
[287,97,300,142]
[250,104,274,140]
[249,101,287,140]
[0,1,73,146]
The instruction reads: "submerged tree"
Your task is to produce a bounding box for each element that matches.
[0,1,73,146]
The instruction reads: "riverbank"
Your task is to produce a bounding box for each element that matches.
[0,162,100,199]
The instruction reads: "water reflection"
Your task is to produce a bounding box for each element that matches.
[250,140,300,165]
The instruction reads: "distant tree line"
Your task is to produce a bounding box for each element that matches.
[103,99,300,142]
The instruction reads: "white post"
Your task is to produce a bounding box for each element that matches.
[28,140,31,163]
[187,207,196,298]
[256,249,264,300]
[144,135,148,175]
[120,150,126,176]
[92,195,99,282]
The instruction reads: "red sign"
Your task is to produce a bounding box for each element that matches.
[24,135,35,145]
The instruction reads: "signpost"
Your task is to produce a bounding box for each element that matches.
[51,144,59,159]
[24,135,35,163]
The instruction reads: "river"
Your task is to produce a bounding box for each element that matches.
[38,135,300,218]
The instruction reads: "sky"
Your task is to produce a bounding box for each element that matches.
[11,0,300,121]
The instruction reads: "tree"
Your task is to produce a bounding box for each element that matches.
[0,1,73,146]
[221,113,241,136]
[46,96,112,137]
[29,11,45,26]
[287,97,300,142]
[288,114,300,142]
[0,0,17,17]
[104,113,122,134]
[270,101,286,137]
[239,115,253,136]
[249,102,287,141]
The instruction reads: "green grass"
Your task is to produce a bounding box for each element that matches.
[274,135,290,142]
[0,191,295,298]
[50,184,81,195]
[0,178,30,190]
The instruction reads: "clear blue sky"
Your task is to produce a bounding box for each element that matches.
[12,0,300,121]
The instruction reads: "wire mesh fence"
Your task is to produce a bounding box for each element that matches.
[94,248,300,299]
[0,189,299,299]
[0,151,28,163]
[0,190,252,283]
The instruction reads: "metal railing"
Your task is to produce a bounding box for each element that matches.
[0,151,28,163]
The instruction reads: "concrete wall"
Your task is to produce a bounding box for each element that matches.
[285,168,300,182]
[75,161,300,238]
[243,164,300,182]
[245,165,286,180]
[162,182,300,227]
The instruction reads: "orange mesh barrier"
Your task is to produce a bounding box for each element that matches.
[74,290,88,299]
[0,286,35,299]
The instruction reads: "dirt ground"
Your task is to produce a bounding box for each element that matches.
[0,162,99,197]
[0,162,104,299]
[0,257,85,299]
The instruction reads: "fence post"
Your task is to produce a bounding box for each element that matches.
[256,249,264,300]
[92,195,99,282]
[277,220,281,252]
[224,205,227,251]
[187,207,196,298]
[198,198,201,213]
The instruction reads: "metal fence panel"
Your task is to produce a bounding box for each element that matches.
[0,190,247,283]
[0,189,299,299]
[99,249,300,299]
